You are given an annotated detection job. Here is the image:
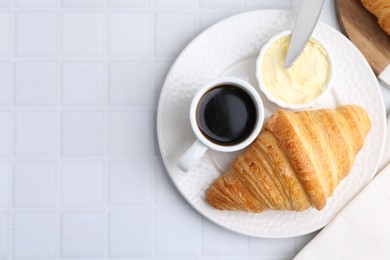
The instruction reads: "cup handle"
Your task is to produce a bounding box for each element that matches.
[177,140,208,172]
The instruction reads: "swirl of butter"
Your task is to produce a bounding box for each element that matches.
[261,35,330,104]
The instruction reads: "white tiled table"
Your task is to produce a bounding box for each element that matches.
[0,0,389,259]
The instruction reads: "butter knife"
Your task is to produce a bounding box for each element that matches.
[285,0,326,68]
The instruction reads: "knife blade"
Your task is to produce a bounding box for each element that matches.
[379,66,390,89]
[284,0,326,68]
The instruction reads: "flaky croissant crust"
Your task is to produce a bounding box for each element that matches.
[361,0,390,35]
[206,105,371,213]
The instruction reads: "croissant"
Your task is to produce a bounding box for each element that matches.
[361,0,390,35]
[206,105,371,213]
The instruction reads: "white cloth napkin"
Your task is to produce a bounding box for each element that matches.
[294,116,390,260]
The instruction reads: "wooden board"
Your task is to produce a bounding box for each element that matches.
[335,0,390,75]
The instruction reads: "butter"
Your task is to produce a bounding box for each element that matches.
[261,35,330,104]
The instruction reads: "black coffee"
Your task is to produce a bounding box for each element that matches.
[197,85,257,146]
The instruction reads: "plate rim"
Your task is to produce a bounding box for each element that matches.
[156,9,387,238]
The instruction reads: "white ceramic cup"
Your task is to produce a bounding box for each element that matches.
[177,76,265,172]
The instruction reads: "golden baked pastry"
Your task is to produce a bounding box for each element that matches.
[361,0,390,35]
[206,105,371,213]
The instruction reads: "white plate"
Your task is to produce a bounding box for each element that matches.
[157,10,386,238]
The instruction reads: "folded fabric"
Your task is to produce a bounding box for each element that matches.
[294,116,390,260]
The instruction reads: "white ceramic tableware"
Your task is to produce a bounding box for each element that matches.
[256,30,334,110]
[177,76,264,172]
[157,10,386,238]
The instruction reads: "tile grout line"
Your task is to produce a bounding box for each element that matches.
[8,0,15,258]
[0,56,169,62]
[56,0,62,258]
[0,7,170,12]
[0,155,155,161]
[150,0,157,258]
[1,205,198,211]
[0,105,156,110]
[103,0,109,257]
[195,0,202,258]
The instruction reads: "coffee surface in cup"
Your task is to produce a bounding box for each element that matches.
[197,85,257,146]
